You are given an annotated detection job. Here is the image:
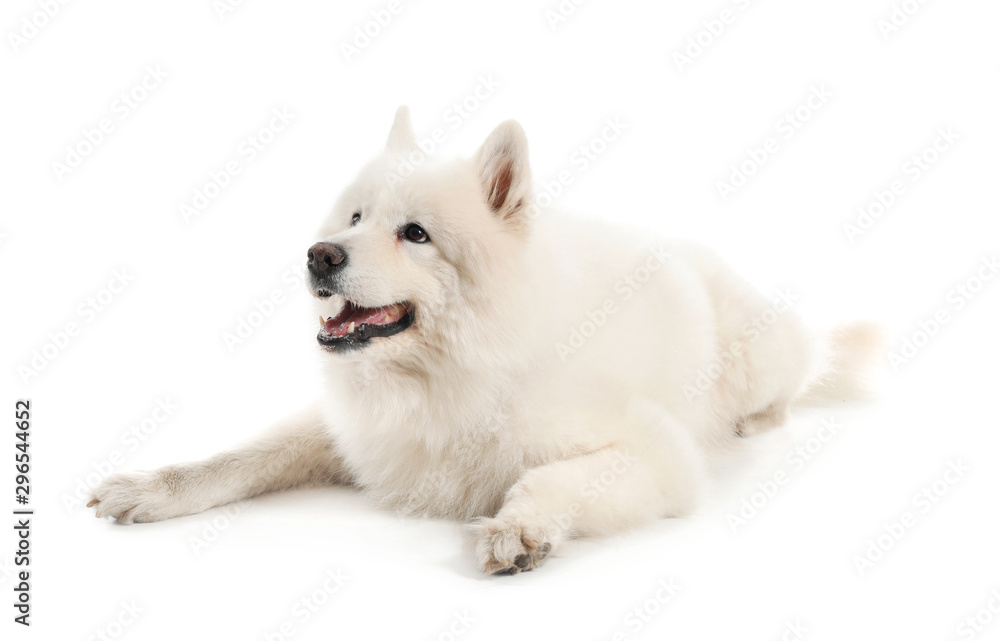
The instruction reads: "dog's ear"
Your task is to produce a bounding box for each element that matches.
[386,105,417,152]
[475,120,531,228]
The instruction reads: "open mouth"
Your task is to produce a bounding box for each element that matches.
[317,301,414,351]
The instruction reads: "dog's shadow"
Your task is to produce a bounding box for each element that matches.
[141,405,868,579]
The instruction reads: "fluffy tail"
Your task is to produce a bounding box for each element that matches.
[794,321,885,406]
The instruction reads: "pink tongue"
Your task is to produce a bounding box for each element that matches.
[322,304,401,337]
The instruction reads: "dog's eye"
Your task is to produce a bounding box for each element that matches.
[403,224,430,244]
[351,212,362,226]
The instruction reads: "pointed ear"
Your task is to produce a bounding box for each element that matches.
[474,120,531,227]
[386,105,417,152]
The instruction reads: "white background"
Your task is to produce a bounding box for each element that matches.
[2,0,1000,639]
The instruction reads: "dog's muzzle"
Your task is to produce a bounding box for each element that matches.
[307,242,346,297]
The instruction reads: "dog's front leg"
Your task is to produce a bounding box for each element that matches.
[88,403,350,524]
[473,411,706,574]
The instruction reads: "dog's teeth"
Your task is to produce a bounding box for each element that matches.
[347,322,355,334]
[319,315,325,327]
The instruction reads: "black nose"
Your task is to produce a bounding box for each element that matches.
[307,242,346,276]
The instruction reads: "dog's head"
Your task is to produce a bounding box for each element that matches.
[309,107,532,364]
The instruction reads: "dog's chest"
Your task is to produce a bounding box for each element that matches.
[323,363,530,519]
[345,425,522,519]
[326,393,524,520]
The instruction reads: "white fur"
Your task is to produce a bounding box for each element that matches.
[90,107,881,574]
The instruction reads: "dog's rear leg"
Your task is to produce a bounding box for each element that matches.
[472,401,706,574]
[88,403,350,524]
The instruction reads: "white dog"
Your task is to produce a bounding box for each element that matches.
[89,107,881,574]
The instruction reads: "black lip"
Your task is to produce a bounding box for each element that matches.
[310,272,341,299]
[317,309,415,352]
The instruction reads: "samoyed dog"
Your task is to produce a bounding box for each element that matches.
[89,107,880,574]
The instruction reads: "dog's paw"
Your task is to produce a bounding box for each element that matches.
[87,467,193,524]
[472,518,554,575]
